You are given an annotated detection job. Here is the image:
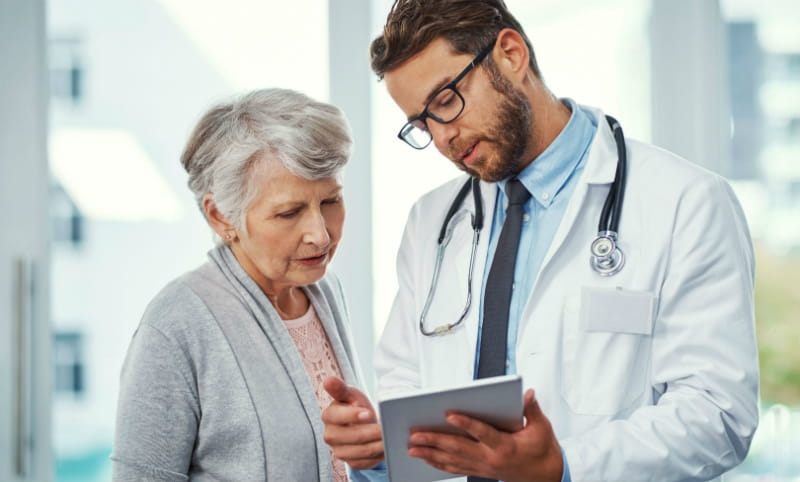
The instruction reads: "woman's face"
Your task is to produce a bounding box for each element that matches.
[231,160,345,295]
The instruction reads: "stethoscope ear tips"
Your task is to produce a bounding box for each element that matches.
[590,231,625,276]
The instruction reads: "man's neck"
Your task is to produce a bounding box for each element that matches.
[517,79,571,172]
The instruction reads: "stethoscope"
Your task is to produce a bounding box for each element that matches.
[419,115,628,336]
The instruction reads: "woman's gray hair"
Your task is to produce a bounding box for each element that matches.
[180,88,352,232]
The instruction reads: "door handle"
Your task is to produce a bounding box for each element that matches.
[14,257,33,477]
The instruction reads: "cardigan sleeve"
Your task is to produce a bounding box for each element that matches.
[111,322,200,481]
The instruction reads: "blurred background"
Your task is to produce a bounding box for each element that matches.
[1,0,798,480]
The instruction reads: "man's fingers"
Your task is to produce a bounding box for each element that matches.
[408,445,473,476]
[328,439,385,461]
[322,401,376,425]
[323,376,353,401]
[443,413,503,449]
[320,378,386,469]
[323,421,385,469]
[323,376,374,412]
[409,430,484,458]
[324,418,382,444]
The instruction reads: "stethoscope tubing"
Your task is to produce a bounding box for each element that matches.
[600,115,627,234]
[419,114,628,335]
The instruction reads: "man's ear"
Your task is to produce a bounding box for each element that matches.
[202,193,237,242]
[493,28,531,83]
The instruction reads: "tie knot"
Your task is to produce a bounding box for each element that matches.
[505,179,530,206]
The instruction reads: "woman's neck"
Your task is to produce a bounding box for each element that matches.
[265,286,310,320]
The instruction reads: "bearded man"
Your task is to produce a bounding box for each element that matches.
[323,1,759,481]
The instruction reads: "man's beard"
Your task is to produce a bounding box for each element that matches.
[460,63,532,183]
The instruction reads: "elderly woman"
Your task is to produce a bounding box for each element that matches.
[111,88,363,481]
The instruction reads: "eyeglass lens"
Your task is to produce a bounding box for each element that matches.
[402,88,465,148]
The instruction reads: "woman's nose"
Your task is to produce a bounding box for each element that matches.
[303,210,331,247]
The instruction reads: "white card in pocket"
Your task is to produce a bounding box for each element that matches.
[580,287,655,335]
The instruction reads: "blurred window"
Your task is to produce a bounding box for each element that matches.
[49,37,84,104]
[50,182,84,246]
[54,332,85,396]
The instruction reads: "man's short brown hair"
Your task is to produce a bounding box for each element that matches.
[370,0,541,80]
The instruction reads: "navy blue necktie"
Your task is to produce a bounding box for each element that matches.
[470,179,530,482]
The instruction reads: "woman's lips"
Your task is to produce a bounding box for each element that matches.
[296,252,328,267]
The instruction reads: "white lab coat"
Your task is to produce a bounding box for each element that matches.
[375,106,759,481]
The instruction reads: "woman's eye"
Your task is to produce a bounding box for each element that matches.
[278,210,299,219]
[323,196,341,205]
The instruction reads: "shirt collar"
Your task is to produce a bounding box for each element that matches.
[498,98,597,208]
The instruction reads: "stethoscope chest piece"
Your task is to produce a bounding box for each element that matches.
[590,230,625,276]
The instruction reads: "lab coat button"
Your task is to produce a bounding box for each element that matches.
[523,214,530,222]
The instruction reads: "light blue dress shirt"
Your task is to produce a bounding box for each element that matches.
[474,98,597,482]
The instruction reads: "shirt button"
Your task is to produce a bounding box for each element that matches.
[522,214,530,222]
[512,282,516,290]
[542,193,550,200]
[506,360,511,368]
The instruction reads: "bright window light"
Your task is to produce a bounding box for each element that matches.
[49,128,182,222]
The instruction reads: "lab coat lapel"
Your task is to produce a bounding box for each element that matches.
[531,108,619,298]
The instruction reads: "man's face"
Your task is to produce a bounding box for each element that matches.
[384,37,532,182]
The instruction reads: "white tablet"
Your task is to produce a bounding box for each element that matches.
[378,374,523,482]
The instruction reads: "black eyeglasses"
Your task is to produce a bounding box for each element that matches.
[398,39,497,149]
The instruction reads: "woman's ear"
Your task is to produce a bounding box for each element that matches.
[202,193,237,242]
[493,28,531,83]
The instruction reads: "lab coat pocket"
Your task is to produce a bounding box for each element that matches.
[560,287,655,415]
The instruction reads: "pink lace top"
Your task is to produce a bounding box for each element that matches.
[284,304,347,482]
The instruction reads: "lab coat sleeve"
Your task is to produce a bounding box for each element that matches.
[560,175,759,481]
[374,201,426,396]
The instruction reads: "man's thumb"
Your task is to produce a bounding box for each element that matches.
[523,388,543,422]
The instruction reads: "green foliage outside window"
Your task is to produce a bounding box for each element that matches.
[754,243,800,404]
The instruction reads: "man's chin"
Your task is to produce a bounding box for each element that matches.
[454,159,491,181]
[469,162,506,183]
[479,172,507,183]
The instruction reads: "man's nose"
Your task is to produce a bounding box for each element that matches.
[428,119,459,153]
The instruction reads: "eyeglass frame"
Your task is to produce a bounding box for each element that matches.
[397,38,497,149]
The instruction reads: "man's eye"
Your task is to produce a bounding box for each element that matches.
[323,196,341,205]
[434,91,455,108]
[411,119,428,132]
